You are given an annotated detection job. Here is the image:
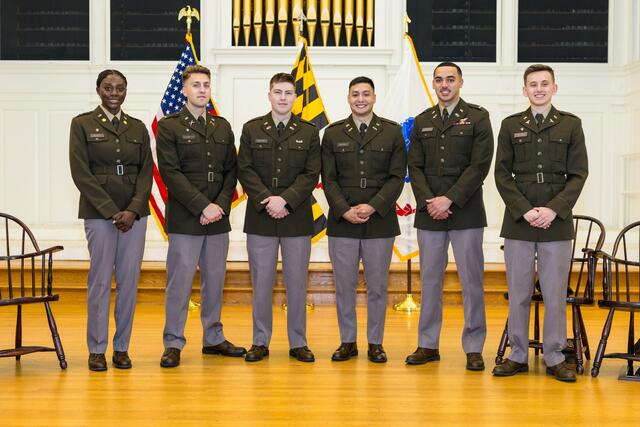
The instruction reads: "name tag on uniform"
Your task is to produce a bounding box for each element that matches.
[421,127,434,132]
[255,138,268,143]
[296,139,304,144]
[181,134,196,141]
[336,142,351,148]
[89,133,105,138]
[514,132,528,138]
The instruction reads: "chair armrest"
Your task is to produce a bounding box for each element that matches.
[0,246,64,262]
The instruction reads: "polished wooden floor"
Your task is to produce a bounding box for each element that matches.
[0,299,638,426]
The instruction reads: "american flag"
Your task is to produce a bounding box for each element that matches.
[147,34,244,238]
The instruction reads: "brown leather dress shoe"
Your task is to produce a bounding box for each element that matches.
[405,347,440,365]
[88,353,107,372]
[546,361,577,382]
[245,345,269,362]
[160,347,181,368]
[492,359,528,377]
[289,346,315,362]
[367,344,387,363]
[112,351,132,369]
[466,353,485,371]
[331,342,358,361]
[202,340,247,357]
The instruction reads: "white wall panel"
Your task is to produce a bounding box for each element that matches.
[0,1,638,262]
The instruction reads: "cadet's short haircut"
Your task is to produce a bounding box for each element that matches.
[433,62,462,78]
[269,72,295,89]
[348,76,375,91]
[182,65,211,83]
[96,69,127,87]
[523,64,555,83]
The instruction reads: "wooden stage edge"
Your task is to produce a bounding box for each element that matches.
[1,261,615,306]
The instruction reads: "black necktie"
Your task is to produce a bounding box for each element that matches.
[277,122,285,136]
[359,122,368,138]
[442,108,449,123]
[112,116,120,131]
[197,116,206,129]
[535,113,544,128]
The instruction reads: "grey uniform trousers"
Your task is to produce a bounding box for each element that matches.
[417,228,487,353]
[84,216,147,354]
[328,236,395,345]
[247,234,311,349]
[163,233,228,350]
[504,238,572,366]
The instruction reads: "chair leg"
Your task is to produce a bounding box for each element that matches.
[627,312,635,374]
[15,305,22,361]
[572,304,584,374]
[578,307,591,360]
[495,318,509,364]
[592,307,615,377]
[44,302,67,369]
[534,301,540,356]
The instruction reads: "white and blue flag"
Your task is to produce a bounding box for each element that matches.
[379,34,435,261]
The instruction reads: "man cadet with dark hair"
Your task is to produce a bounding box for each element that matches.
[156,64,246,368]
[492,64,588,382]
[322,76,407,363]
[238,72,321,363]
[406,62,494,371]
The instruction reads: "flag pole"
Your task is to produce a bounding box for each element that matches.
[283,10,314,313]
[393,13,420,313]
[179,6,202,311]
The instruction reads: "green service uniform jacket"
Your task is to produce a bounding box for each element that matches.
[321,114,407,239]
[494,106,588,242]
[237,113,321,237]
[69,107,153,219]
[408,99,494,231]
[156,107,237,235]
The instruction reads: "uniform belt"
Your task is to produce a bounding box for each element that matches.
[269,177,294,188]
[91,165,138,176]
[425,167,461,177]
[516,173,566,184]
[338,178,382,189]
[184,172,223,182]
[207,172,223,183]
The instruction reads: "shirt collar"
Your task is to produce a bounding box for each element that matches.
[271,112,292,128]
[352,113,373,130]
[439,99,460,116]
[530,105,552,119]
[99,105,121,121]
[185,104,207,121]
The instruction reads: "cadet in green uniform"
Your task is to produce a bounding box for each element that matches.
[156,65,246,368]
[406,62,494,371]
[492,64,588,382]
[69,70,153,371]
[237,73,321,363]
[322,76,407,363]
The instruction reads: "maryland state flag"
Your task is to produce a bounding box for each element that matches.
[291,37,328,244]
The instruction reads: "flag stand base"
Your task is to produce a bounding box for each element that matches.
[281,302,315,312]
[393,294,420,312]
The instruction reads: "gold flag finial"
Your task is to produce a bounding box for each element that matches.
[178,5,200,35]
[295,9,307,41]
[403,13,411,35]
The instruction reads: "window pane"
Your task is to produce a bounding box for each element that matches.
[111,0,201,61]
[0,0,89,60]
